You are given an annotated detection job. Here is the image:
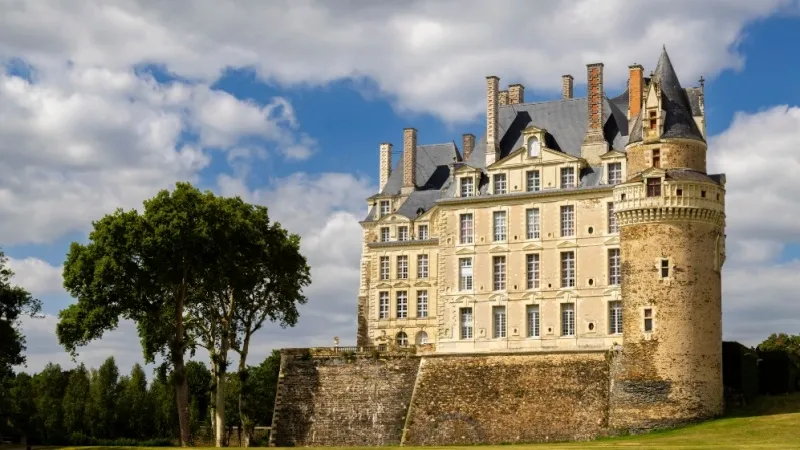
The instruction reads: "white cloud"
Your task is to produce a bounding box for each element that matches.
[7,257,64,296]
[0,0,793,122]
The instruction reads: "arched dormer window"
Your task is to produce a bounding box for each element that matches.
[527,136,541,158]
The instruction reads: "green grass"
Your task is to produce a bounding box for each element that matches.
[19,393,800,450]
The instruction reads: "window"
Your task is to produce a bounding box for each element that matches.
[526,254,540,289]
[417,224,429,240]
[416,331,428,345]
[652,148,660,168]
[561,303,575,336]
[459,258,473,291]
[417,254,429,279]
[526,170,541,192]
[560,167,575,189]
[397,255,408,279]
[660,259,670,278]
[460,307,473,339]
[493,211,507,241]
[377,344,387,352]
[649,111,657,130]
[396,331,408,347]
[460,177,474,197]
[701,190,706,198]
[677,188,683,196]
[380,227,390,242]
[561,251,575,288]
[528,136,541,158]
[379,257,389,280]
[560,205,575,237]
[608,249,621,285]
[398,226,409,241]
[526,208,540,239]
[493,306,507,338]
[493,174,507,194]
[396,291,408,319]
[527,305,540,338]
[459,213,473,244]
[608,162,622,185]
[380,200,390,216]
[493,256,506,291]
[417,290,428,318]
[609,301,623,334]
[378,292,389,319]
[646,178,661,197]
[608,202,618,233]
[644,308,653,332]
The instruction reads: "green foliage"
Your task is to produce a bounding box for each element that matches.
[758,333,800,359]
[244,350,282,426]
[757,333,800,395]
[32,363,68,443]
[0,248,42,373]
[62,363,91,435]
[118,363,150,438]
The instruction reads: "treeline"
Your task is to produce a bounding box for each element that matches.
[1,352,280,446]
[724,333,800,406]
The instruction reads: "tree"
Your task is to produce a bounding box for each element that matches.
[57,183,224,446]
[86,357,120,439]
[62,363,90,437]
[185,360,212,437]
[185,195,309,447]
[758,333,800,359]
[33,363,68,443]
[118,363,149,438]
[8,373,37,445]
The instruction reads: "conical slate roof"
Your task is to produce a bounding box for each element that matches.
[629,47,705,144]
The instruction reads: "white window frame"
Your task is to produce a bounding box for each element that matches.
[379,256,389,280]
[379,200,391,216]
[561,251,576,288]
[526,170,541,192]
[396,291,408,319]
[378,292,389,319]
[417,254,429,279]
[459,258,473,291]
[460,177,474,197]
[561,303,575,336]
[493,255,506,291]
[493,306,507,339]
[417,224,429,240]
[609,301,622,334]
[493,173,507,195]
[460,307,473,339]
[526,208,540,239]
[660,259,670,279]
[608,162,622,185]
[380,227,390,242]
[609,248,621,286]
[527,136,541,158]
[397,255,408,279]
[459,213,474,244]
[644,307,654,332]
[417,290,428,318]
[396,331,408,347]
[527,305,540,338]
[493,210,507,242]
[560,205,575,237]
[526,253,540,289]
[608,202,618,234]
[398,226,409,241]
[560,167,575,189]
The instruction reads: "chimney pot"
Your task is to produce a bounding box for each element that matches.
[462,133,475,162]
[486,76,499,167]
[562,74,574,99]
[402,128,417,193]
[508,84,525,104]
[628,64,644,124]
[585,63,604,133]
[498,90,509,106]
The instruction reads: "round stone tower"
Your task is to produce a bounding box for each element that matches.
[609,48,726,431]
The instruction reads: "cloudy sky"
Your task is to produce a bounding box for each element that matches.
[3,0,800,375]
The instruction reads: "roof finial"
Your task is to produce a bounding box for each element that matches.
[699,76,705,88]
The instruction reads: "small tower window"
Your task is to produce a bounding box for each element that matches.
[649,110,657,130]
[527,136,541,158]
[652,149,661,168]
[660,259,670,278]
[379,200,390,217]
[644,308,653,332]
[646,178,662,197]
[701,190,707,198]
[676,188,683,196]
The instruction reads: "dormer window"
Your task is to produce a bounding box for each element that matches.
[398,226,409,241]
[646,178,661,197]
[607,162,622,185]
[527,136,541,158]
[493,174,507,195]
[460,177,474,197]
[649,110,657,129]
[560,167,575,189]
[379,200,390,216]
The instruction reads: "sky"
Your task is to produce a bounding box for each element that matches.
[2,0,800,376]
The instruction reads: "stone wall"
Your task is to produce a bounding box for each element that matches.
[270,350,420,447]
[403,352,610,445]
[625,139,707,176]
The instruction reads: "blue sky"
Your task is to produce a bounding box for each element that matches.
[2,1,800,374]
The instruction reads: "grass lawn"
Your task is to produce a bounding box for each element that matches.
[20,393,800,450]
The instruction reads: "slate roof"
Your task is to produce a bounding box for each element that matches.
[379,143,460,196]
[629,47,705,144]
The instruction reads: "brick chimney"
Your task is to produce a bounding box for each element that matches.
[628,64,644,127]
[498,90,509,106]
[562,74,574,99]
[581,63,608,165]
[462,133,475,162]
[401,128,417,194]
[508,84,525,104]
[379,142,392,192]
[486,76,499,166]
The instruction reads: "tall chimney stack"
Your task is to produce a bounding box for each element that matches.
[562,74,574,99]
[498,90,509,106]
[508,84,525,104]
[486,76,499,167]
[628,64,644,128]
[580,63,608,165]
[402,128,417,194]
[379,143,392,192]
[462,133,475,162]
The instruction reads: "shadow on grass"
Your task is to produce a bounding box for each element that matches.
[724,392,800,418]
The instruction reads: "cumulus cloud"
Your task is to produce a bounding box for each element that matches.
[0,0,794,122]
[7,257,64,296]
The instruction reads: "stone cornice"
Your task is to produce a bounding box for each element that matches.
[436,185,612,206]
[367,238,440,249]
[617,207,725,227]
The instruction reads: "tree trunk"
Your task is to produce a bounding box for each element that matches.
[214,371,226,447]
[174,282,192,447]
[238,333,253,447]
